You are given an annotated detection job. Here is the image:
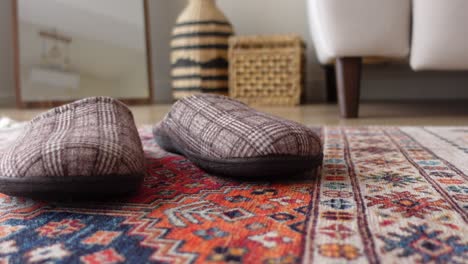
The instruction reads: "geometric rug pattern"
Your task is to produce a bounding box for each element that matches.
[0,126,466,263]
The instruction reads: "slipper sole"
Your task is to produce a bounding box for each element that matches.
[0,174,144,199]
[154,132,323,178]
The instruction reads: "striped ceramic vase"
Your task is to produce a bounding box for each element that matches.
[171,0,234,100]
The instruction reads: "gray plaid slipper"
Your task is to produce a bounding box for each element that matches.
[153,94,323,178]
[0,97,145,198]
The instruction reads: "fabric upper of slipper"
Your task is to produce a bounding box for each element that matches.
[0,97,145,179]
[154,94,322,160]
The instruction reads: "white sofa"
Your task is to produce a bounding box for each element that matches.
[308,0,468,118]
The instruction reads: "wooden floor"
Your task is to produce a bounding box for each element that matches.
[1,101,467,127]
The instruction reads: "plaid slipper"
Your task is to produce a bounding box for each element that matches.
[0,97,145,198]
[153,94,323,178]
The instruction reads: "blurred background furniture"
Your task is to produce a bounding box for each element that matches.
[308,0,468,118]
[308,0,410,118]
[229,35,305,106]
[13,0,153,108]
[171,0,234,100]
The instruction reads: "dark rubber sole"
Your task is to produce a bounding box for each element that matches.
[0,174,144,199]
[154,133,323,178]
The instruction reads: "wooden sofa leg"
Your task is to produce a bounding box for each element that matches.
[324,65,337,103]
[336,57,362,118]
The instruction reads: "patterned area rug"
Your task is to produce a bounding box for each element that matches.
[0,126,467,263]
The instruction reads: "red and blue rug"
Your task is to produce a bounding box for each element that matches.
[0,126,467,263]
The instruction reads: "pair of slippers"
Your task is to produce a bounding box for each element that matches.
[0,95,322,198]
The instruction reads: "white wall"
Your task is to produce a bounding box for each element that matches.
[19,0,146,51]
[52,0,144,28]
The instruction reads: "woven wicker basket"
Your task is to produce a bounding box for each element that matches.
[229,35,305,106]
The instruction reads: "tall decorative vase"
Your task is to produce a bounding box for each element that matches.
[171,0,234,100]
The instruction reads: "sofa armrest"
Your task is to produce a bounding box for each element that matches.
[411,0,468,71]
